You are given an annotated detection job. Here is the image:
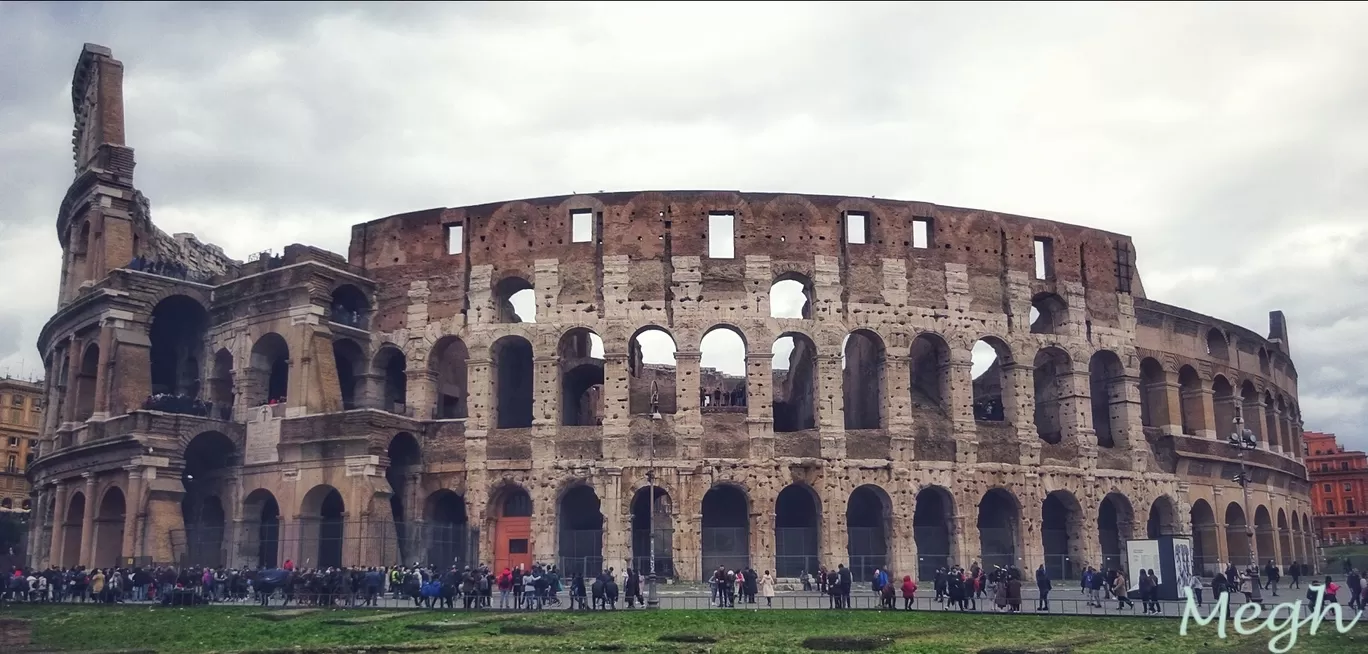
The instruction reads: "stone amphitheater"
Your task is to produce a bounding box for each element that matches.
[28,44,1316,583]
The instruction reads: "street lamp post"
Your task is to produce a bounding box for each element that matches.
[646,383,661,608]
[1228,404,1261,602]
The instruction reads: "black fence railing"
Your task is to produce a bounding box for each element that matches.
[142,394,218,417]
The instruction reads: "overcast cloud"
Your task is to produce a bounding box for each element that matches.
[1,2,1365,449]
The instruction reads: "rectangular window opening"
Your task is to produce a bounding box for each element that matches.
[708,212,735,259]
[912,218,931,249]
[570,209,593,243]
[845,212,868,245]
[1113,241,1133,293]
[508,538,529,554]
[445,223,464,255]
[1033,237,1055,280]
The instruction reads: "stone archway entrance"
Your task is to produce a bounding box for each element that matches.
[492,487,533,572]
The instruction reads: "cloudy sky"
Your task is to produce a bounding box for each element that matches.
[2,2,1365,449]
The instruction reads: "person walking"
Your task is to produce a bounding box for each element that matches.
[1289,562,1301,589]
[901,575,916,610]
[759,570,775,607]
[1035,564,1051,612]
[1263,560,1280,597]
[1112,570,1134,610]
[1188,572,1204,607]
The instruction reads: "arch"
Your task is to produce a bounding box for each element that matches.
[74,342,100,420]
[910,332,951,413]
[386,432,421,562]
[629,326,677,415]
[914,486,955,580]
[701,484,750,575]
[977,488,1021,571]
[93,487,126,567]
[1098,492,1134,570]
[301,484,346,568]
[332,339,364,410]
[1258,347,1271,374]
[1190,499,1219,576]
[770,273,813,319]
[1042,490,1084,580]
[842,329,885,429]
[557,484,604,577]
[848,485,892,578]
[0,499,10,509]
[1240,381,1263,444]
[424,490,470,568]
[372,345,408,414]
[1254,505,1275,570]
[1212,375,1236,439]
[971,337,1013,422]
[249,332,290,406]
[1263,391,1279,451]
[558,328,605,426]
[208,348,235,419]
[243,488,280,568]
[1178,366,1205,436]
[329,283,369,328]
[1147,495,1179,538]
[491,485,533,572]
[1138,357,1168,429]
[775,484,821,578]
[1276,396,1291,456]
[772,332,817,432]
[699,326,748,411]
[149,295,209,397]
[182,431,236,568]
[1206,329,1229,359]
[491,336,534,428]
[1277,508,1292,569]
[62,491,85,568]
[1225,502,1251,568]
[1033,347,1071,444]
[1088,350,1126,448]
[493,276,535,323]
[631,486,674,577]
[430,336,469,419]
[1030,293,1068,335]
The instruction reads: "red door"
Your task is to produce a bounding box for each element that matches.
[495,516,532,572]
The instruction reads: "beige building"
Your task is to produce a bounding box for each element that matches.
[28,44,1314,579]
[0,376,42,512]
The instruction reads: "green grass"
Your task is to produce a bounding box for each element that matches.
[1322,544,1368,567]
[1,604,1360,653]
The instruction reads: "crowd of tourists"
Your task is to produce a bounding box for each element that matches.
[142,393,218,418]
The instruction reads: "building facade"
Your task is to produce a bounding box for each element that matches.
[0,377,42,512]
[27,44,1316,579]
[1306,431,1368,545]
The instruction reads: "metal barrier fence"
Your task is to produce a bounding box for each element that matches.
[170,519,480,570]
[700,527,749,575]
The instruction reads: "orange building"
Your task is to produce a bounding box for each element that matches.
[1306,431,1368,544]
[0,376,43,512]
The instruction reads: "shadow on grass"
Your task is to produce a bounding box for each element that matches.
[658,634,719,644]
[801,635,894,651]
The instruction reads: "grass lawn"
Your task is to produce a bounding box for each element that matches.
[1,604,1360,653]
[1322,544,1368,567]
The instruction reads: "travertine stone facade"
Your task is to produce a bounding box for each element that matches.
[28,45,1316,580]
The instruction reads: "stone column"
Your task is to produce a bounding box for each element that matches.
[601,468,627,574]
[1243,397,1268,451]
[745,353,774,459]
[947,349,979,465]
[1063,369,1096,468]
[1199,387,1219,438]
[816,355,845,459]
[674,351,703,459]
[1004,363,1039,466]
[1266,404,1284,454]
[890,497,915,580]
[1158,373,1184,435]
[62,342,82,423]
[885,353,914,461]
[410,369,438,420]
[751,491,775,577]
[48,481,69,567]
[601,352,630,459]
[78,473,97,566]
[122,465,144,562]
[91,322,113,419]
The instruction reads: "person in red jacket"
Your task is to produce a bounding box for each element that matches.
[901,575,917,610]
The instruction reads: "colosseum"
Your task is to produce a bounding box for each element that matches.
[27,44,1316,583]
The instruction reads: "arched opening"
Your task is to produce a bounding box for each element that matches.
[430,336,469,419]
[1178,366,1205,436]
[74,343,99,420]
[631,487,674,577]
[914,486,954,580]
[93,487,126,567]
[243,489,280,568]
[770,274,813,319]
[842,330,885,429]
[1225,502,1250,568]
[1206,329,1229,359]
[1212,376,1236,439]
[1277,509,1292,569]
[494,276,535,323]
[1263,391,1279,450]
[700,326,747,410]
[978,488,1021,571]
[559,328,605,426]
[557,485,604,577]
[425,490,470,568]
[1098,493,1134,570]
[629,327,677,415]
[209,349,234,419]
[1042,491,1083,580]
[971,338,1012,422]
[492,486,533,572]
[1254,505,1275,568]
[1030,293,1068,335]
[62,492,85,568]
[1240,381,1263,444]
[1147,496,1179,538]
[300,485,346,568]
[181,431,235,567]
[701,484,750,575]
[774,484,820,578]
[1258,348,1270,375]
[491,336,534,428]
[1190,500,1218,575]
[0,499,10,509]
[1033,347,1071,444]
[1138,358,1167,429]
[909,333,951,414]
[149,295,209,397]
[332,339,364,410]
[373,346,408,414]
[771,332,817,432]
[386,432,421,562]
[1088,350,1125,448]
[329,284,369,329]
[847,485,891,578]
[249,333,290,407]
[1276,396,1291,454]
[1291,511,1306,567]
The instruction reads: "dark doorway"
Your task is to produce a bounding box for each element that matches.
[558,485,604,577]
[774,485,820,578]
[701,485,750,575]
